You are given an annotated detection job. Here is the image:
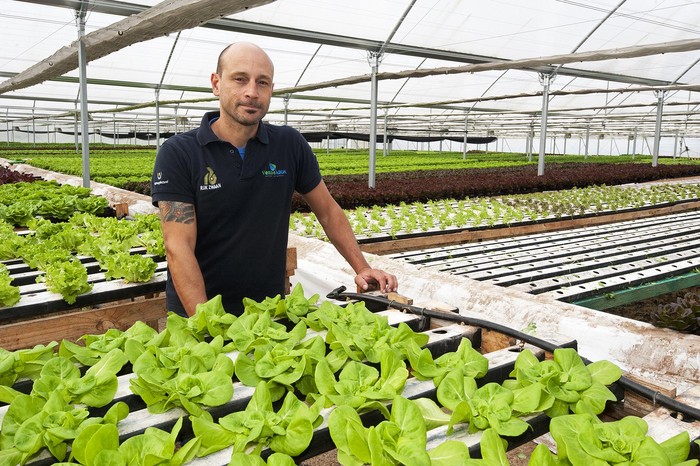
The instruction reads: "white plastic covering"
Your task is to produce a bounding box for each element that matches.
[0,0,699,149]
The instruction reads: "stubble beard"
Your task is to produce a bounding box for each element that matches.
[229,101,267,127]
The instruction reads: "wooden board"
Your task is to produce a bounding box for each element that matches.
[643,384,700,444]
[0,295,167,350]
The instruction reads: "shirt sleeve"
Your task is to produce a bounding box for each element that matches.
[293,131,323,195]
[151,139,197,207]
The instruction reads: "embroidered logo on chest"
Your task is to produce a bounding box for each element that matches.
[262,163,287,177]
[200,166,222,190]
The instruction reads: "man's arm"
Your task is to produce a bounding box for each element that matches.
[301,180,398,293]
[159,201,207,316]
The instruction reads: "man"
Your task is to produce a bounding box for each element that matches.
[151,42,397,317]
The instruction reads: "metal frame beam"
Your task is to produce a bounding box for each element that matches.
[14,0,676,88]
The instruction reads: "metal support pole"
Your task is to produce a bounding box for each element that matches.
[652,90,665,167]
[673,132,679,159]
[462,113,468,160]
[632,128,637,160]
[283,96,289,126]
[383,110,388,156]
[76,3,90,188]
[584,122,591,158]
[31,106,36,147]
[368,51,381,189]
[155,88,161,151]
[596,135,601,156]
[626,135,630,156]
[5,109,9,146]
[537,73,551,176]
[113,113,116,148]
[73,102,79,153]
[527,123,534,162]
[563,136,567,155]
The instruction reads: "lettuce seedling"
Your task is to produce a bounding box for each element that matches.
[36,258,93,305]
[0,263,20,307]
[191,380,324,458]
[503,348,621,418]
[0,349,126,409]
[235,335,326,400]
[0,341,57,387]
[242,283,319,323]
[59,320,164,367]
[548,413,699,465]
[28,348,128,408]
[226,309,306,354]
[21,235,74,270]
[75,195,109,216]
[130,335,235,418]
[310,350,409,419]
[100,251,157,283]
[303,300,377,333]
[189,294,238,340]
[0,224,25,260]
[1,199,38,226]
[408,338,488,386]
[415,368,530,437]
[328,395,431,466]
[135,228,166,257]
[37,195,78,220]
[281,283,319,323]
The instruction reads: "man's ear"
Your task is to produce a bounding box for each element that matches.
[211,72,221,96]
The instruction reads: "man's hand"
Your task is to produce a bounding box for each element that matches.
[355,267,398,293]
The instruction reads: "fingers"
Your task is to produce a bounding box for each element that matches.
[355,268,398,293]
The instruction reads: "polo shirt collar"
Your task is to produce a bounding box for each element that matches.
[196,111,269,146]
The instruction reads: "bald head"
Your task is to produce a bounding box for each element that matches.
[216,42,274,77]
[210,42,275,131]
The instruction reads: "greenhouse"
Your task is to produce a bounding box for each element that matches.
[0,1,699,465]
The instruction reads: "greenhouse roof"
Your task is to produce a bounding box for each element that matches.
[1,0,699,138]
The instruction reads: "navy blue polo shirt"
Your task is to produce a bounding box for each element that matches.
[152,111,322,315]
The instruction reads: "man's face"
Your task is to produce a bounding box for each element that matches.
[211,45,274,127]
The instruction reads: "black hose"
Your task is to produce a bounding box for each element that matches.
[326,286,700,422]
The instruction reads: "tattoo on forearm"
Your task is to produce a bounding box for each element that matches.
[160,201,195,224]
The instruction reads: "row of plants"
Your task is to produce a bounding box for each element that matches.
[0,181,111,226]
[0,285,696,465]
[0,181,164,306]
[297,162,700,211]
[0,166,37,185]
[290,183,700,240]
[4,143,700,197]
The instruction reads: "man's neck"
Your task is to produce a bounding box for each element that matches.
[211,116,258,148]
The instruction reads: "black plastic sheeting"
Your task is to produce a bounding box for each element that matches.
[301,131,497,145]
[18,127,497,145]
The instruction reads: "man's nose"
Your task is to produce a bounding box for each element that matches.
[244,80,259,98]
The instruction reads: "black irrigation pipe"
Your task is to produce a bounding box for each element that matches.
[326,286,700,422]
